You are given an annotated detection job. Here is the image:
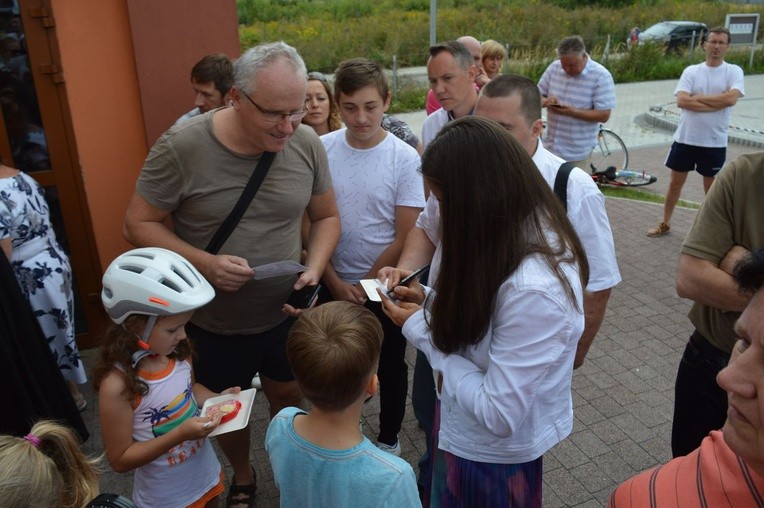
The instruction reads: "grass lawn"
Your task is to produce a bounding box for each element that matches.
[599,185,700,209]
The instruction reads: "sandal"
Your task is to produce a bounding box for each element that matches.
[226,466,257,508]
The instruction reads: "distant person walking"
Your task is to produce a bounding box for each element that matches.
[538,35,615,170]
[647,26,744,237]
[627,26,640,49]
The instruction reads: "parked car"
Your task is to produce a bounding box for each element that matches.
[638,21,707,52]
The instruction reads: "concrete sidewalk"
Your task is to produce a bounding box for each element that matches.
[78,74,764,506]
[396,74,764,153]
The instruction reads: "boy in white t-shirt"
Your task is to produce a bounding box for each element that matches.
[320,58,425,455]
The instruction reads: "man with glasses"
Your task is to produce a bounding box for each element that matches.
[647,26,744,238]
[124,41,340,507]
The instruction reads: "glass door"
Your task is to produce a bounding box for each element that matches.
[0,0,107,347]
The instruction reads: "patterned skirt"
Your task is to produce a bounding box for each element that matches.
[428,400,543,508]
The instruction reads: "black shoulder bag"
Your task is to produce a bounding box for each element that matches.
[553,161,575,212]
[204,151,276,254]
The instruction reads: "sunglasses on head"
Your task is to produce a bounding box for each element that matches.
[308,71,328,83]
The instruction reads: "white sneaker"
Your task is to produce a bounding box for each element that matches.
[376,438,401,457]
[251,373,262,390]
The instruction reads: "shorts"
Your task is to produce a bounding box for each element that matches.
[188,470,225,508]
[188,317,296,392]
[665,142,726,177]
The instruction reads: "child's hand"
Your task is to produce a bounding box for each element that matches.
[180,413,223,440]
[219,386,242,396]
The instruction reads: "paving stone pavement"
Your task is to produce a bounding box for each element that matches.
[77,76,764,505]
[80,144,762,507]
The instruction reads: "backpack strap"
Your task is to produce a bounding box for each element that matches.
[554,161,576,211]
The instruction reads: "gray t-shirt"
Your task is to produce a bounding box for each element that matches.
[137,113,332,334]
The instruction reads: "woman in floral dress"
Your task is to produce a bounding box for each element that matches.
[0,163,87,409]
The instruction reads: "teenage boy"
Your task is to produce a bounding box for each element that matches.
[266,301,421,507]
[319,58,425,456]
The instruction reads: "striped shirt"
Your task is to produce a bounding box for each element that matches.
[538,55,615,161]
[609,431,764,507]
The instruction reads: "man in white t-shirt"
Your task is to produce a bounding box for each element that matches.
[475,74,621,369]
[647,26,744,237]
[321,58,424,456]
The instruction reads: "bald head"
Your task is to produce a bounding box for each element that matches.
[457,36,482,67]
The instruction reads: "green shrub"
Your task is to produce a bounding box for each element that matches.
[389,86,428,113]
[237,0,764,112]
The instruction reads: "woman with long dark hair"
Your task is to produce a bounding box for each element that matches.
[382,116,589,506]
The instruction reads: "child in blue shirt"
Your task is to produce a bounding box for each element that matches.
[266,301,420,507]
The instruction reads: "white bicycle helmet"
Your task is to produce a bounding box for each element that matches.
[102,247,215,324]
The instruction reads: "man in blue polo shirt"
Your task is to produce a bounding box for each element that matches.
[538,35,616,170]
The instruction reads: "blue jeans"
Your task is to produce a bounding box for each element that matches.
[671,331,730,457]
[412,350,436,495]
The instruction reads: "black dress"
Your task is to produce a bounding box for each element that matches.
[0,250,88,441]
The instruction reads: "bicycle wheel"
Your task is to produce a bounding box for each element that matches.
[590,128,629,173]
[612,170,657,187]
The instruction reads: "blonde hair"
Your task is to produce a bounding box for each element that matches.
[482,39,507,61]
[0,420,101,508]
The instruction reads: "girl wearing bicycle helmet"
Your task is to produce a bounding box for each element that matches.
[93,247,240,508]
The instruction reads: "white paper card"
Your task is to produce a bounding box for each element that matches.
[200,388,256,437]
[360,278,389,302]
[253,260,308,280]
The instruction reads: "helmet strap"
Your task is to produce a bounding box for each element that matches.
[130,315,158,368]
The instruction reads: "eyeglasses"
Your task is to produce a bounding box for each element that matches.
[239,89,307,123]
[308,71,328,83]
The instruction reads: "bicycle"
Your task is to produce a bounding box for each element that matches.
[590,125,657,187]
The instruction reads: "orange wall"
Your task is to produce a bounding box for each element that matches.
[51,0,239,270]
[52,0,147,270]
[127,1,240,146]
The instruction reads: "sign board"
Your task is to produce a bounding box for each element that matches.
[726,13,760,45]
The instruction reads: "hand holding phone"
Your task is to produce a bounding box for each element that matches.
[286,284,321,309]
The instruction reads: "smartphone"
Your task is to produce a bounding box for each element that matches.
[286,284,321,309]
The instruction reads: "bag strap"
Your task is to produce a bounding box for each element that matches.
[204,151,276,254]
[554,161,575,212]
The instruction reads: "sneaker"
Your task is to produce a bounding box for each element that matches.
[376,438,401,457]
[74,395,87,412]
[251,373,262,390]
[647,222,670,237]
